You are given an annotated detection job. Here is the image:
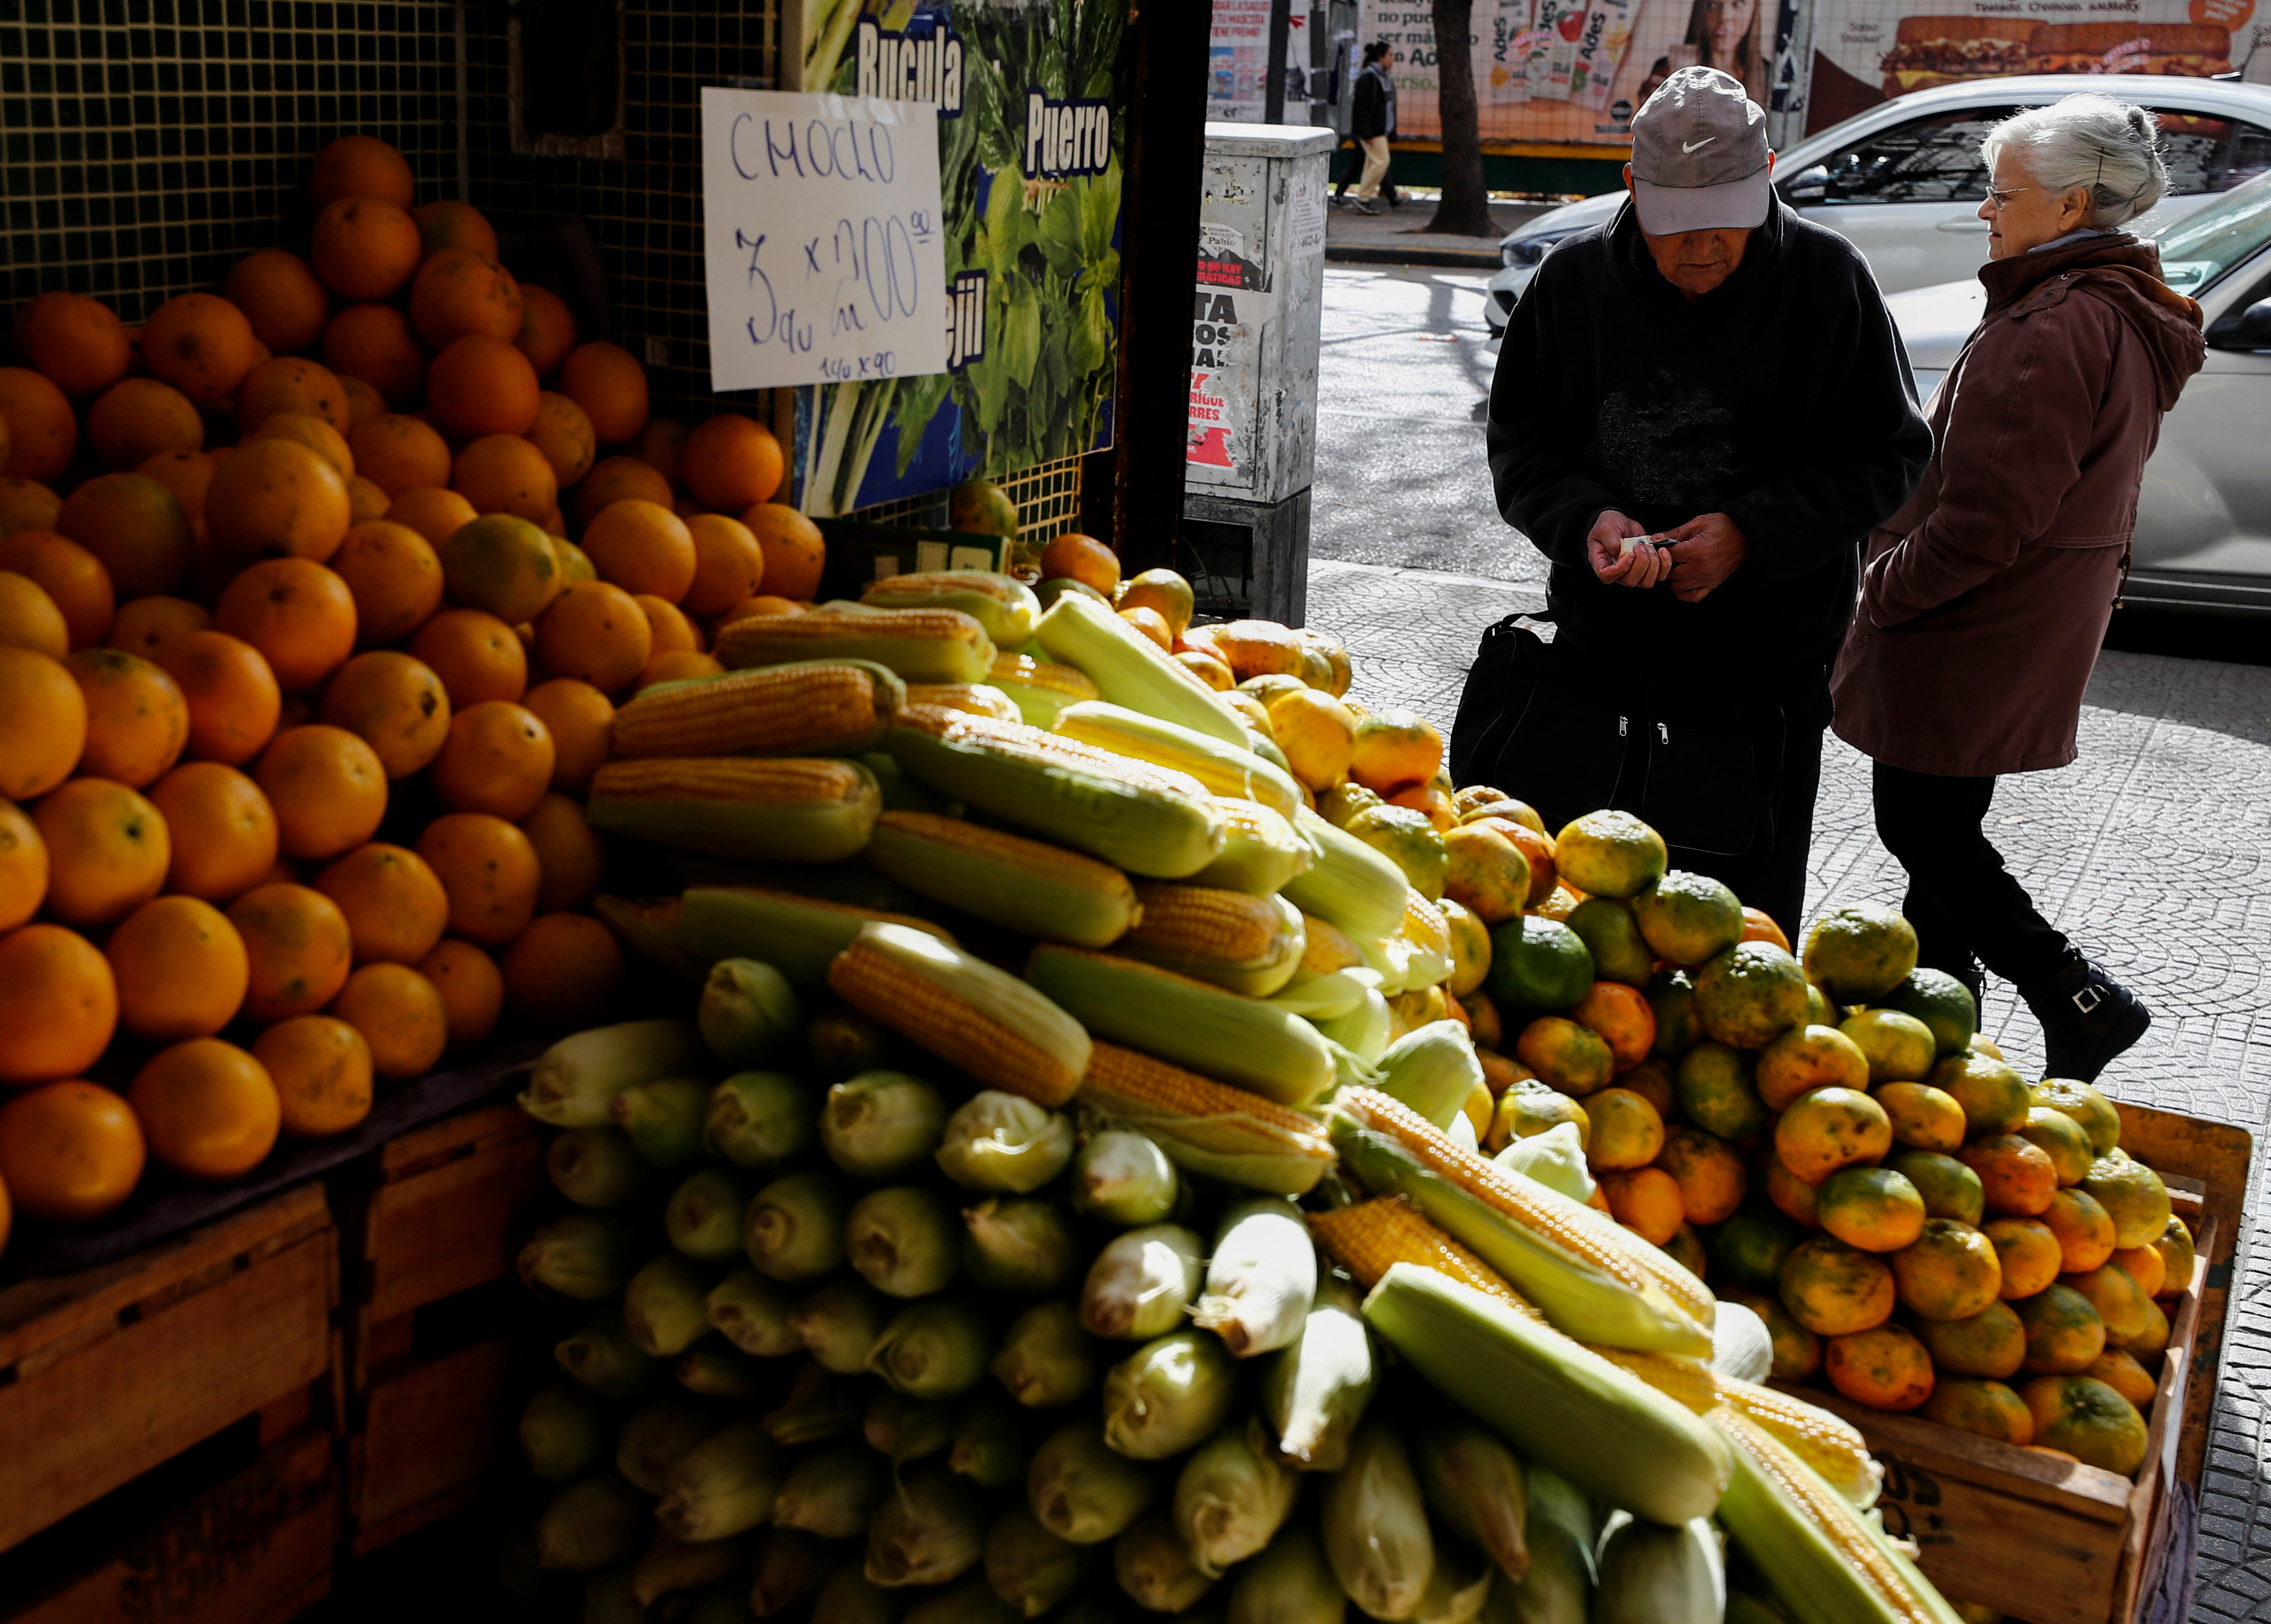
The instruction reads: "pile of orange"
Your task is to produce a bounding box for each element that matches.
[0,133,837,1254]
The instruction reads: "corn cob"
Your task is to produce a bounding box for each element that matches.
[1711,1408,1964,1624]
[1052,701,1305,821]
[1190,798,1313,896]
[609,660,903,759]
[828,922,1090,1107]
[987,653,1101,728]
[664,884,955,990]
[1283,807,1410,942]
[863,811,1141,949]
[716,607,997,685]
[586,757,881,863]
[1080,1042,1333,1197]
[1032,591,1251,748]
[1119,884,1306,998]
[1396,891,1455,991]
[1308,1199,1541,1316]
[1026,945,1338,1108]
[1589,1350,1881,1509]
[902,682,1021,722]
[882,706,1225,880]
[861,570,1039,647]
[1300,912,1363,974]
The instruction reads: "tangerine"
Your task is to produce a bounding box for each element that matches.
[522,678,613,792]
[410,608,526,707]
[417,937,504,1048]
[417,812,542,946]
[412,200,500,261]
[309,135,414,208]
[328,962,448,1081]
[681,413,784,511]
[2016,1105,2095,1187]
[223,250,330,356]
[313,840,450,966]
[228,881,353,1021]
[426,334,540,438]
[57,471,194,597]
[577,455,674,526]
[236,356,348,431]
[1891,1149,1987,1225]
[215,557,358,691]
[148,761,278,901]
[1986,1217,2065,1299]
[0,369,77,481]
[1916,1299,2028,1379]
[86,377,203,469]
[429,700,554,820]
[1653,1125,1746,1225]
[409,246,523,348]
[514,285,578,378]
[65,648,189,787]
[0,799,46,930]
[1838,1008,1938,1084]
[1596,1165,1683,1244]
[438,511,563,625]
[501,912,625,1031]
[141,293,260,404]
[2017,1284,2108,1375]
[128,1037,281,1181]
[1513,1014,1614,1096]
[158,629,281,765]
[320,650,452,777]
[0,571,66,659]
[528,392,598,487]
[0,531,112,650]
[34,777,170,926]
[329,521,444,646]
[0,923,118,1085]
[1779,1235,1897,1336]
[349,414,451,497]
[534,580,651,694]
[386,485,480,548]
[522,793,606,913]
[1892,1216,2003,1319]
[1583,1086,1666,1171]
[255,1012,375,1136]
[106,894,248,1040]
[310,196,423,301]
[1958,1134,2059,1218]
[15,291,131,396]
[1570,980,1656,1071]
[1876,1082,1968,1153]
[1775,1086,1892,1184]
[1921,1378,2034,1444]
[1817,1166,1927,1253]
[322,304,429,405]
[2018,1376,2148,1474]
[1825,1322,1934,1412]
[0,1080,145,1221]
[559,342,649,445]
[255,724,388,861]
[582,499,697,603]
[452,433,558,522]
[1754,1022,1870,1110]
[205,437,351,563]
[1802,903,1920,1004]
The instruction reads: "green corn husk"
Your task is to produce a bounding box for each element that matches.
[1028,1422,1162,1545]
[814,1566,907,1624]
[625,1253,718,1357]
[1416,1424,1529,1583]
[993,1301,1103,1408]
[1191,1198,1317,1358]
[745,1170,850,1282]
[751,1528,841,1616]
[906,1576,1023,1624]
[866,1391,957,1464]
[1192,799,1314,896]
[848,1185,963,1298]
[869,1299,994,1399]
[867,1469,988,1588]
[547,1126,651,1209]
[1414,1535,1496,1624]
[775,1445,893,1538]
[521,1383,609,1482]
[536,1474,649,1572]
[631,1529,748,1608]
[1172,1420,1300,1578]
[669,1168,756,1261]
[614,1075,714,1168]
[793,1276,893,1374]
[765,1360,865,1444]
[963,1199,1081,1295]
[985,1505,1091,1618]
[678,1347,770,1400]
[580,1564,644,1624]
[522,1018,708,1127]
[1260,1275,1376,1471]
[823,1071,950,1179]
[1374,1021,1487,1132]
[1113,1510,1213,1615]
[936,1091,1076,1192]
[1316,989,1393,1067]
[1071,1131,1181,1227]
[707,1268,804,1356]
[1593,1517,1723,1624]
[1321,1422,1435,1621]
[951,1398,1034,1488]
[618,1401,722,1493]
[658,1417,789,1543]
[692,1579,762,1624]
[699,957,804,1066]
[520,1212,638,1301]
[1226,1523,1345,1624]
[707,1071,820,1170]
[557,1310,663,1399]
[1101,1332,1239,1461]
[1034,591,1251,749]
[809,1007,899,1078]
[1080,1225,1203,1341]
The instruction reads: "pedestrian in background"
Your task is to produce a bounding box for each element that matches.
[1832,96,2205,1082]
[1344,42,1397,216]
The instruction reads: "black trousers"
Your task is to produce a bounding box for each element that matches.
[1678,724,1823,946]
[1870,761,2073,987]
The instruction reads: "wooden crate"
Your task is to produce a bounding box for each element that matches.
[338,1099,544,1555]
[0,1184,336,1557]
[1781,1101,2249,1624]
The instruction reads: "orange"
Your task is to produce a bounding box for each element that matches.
[521,792,605,913]
[635,651,724,693]
[717,593,806,629]
[1652,1125,1746,1226]
[1876,1081,1968,1153]
[501,911,624,1031]
[0,1081,145,1222]
[410,198,498,260]
[438,512,563,625]
[0,645,88,798]
[215,557,359,691]
[2110,1242,2166,1300]
[409,246,523,348]
[329,521,444,647]
[309,135,415,208]
[1614,1053,1676,1119]
[34,777,170,926]
[224,250,331,356]
[1583,1086,1665,1172]
[1568,981,1656,1071]
[1595,1165,1683,1245]
[1754,1022,1870,1111]
[514,285,578,378]
[417,812,542,946]
[1892,1216,2002,1320]
[328,962,448,1082]
[0,478,63,537]
[2083,1348,2159,1408]
[417,938,504,1049]
[148,761,278,902]
[86,377,203,469]
[1775,1086,1891,1184]
[681,414,784,511]
[558,341,649,445]
[248,410,355,483]
[528,392,598,488]
[0,532,112,650]
[65,648,189,787]
[309,196,423,301]
[1817,1165,1926,1253]
[254,723,389,861]
[0,799,46,930]
[0,923,118,1085]
[1349,709,1444,796]
[410,608,527,707]
[1921,1378,2034,1444]
[429,701,554,820]
[2040,1186,2119,1274]
[582,499,697,603]
[452,433,558,522]
[1513,1014,1614,1096]
[158,629,282,765]
[1825,1322,1934,1412]
[1986,1216,2065,1300]
[0,570,68,658]
[0,368,77,482]
[349,373,397,426]
[322,304,429,405]
[1764,1155,1822,1228]
[314,841,450,966]
[136,450,220,524]
[2017,1284,2108,1375]
[346,472,389,526]
[738,503,826,602]
[523,678,614,792]
[205,438,352,563]
[426,334,541,439]
[228,882,354,1021]
[350,414,451,498]
[320,650,453,778]
[142,293,260,404]
[235,356,348,431]
[1958,1135,2059,1218]
[15,291,131,396]
[255,1012,375,1136]
[1036,533,1119,595]
[2018,1375,2148,1474]
[386,485,480,550]
[577,455,674,527]
[635,416,689,489]
[1778,1234,1897,1336]
[2064,1261,2152,1345]
[679,512,765,617]
[1916,1299,2028,1379]
[106,894,248,1041]
[534,580,651,694]
[636,594,700,657]
[128,1037,281,1181]
[55,472,193,600]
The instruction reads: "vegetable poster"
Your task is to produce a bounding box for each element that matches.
[785,0,1129,517]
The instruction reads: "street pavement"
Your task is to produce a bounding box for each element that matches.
[1305,265,2271,1620]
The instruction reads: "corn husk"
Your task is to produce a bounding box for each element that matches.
[1191,1198,1318,1358]
[535,1475,648,1571]
[906,1576,1023,1624]
[1193,798,1314,895]
[579,1564,645,1624]
[1173,1419,1300,1577]
[1491,1123,1593,1206]
[964,1199,1081,1295]
[866,1391,957,1464]
[1260,1276,1376,1471]
[631,1529,746,1608]
[951,1397,1035,1488]
[1071,1130,1182,1226]
[522,1018,707,1127]
[1413,1538,1495,1624]
[867,1469,987,1588]
[618,1401,722,1493]
[658,1417,788,1542]
[707,1268,804,1357]
[613,1075,713,1167]
[668,1168,754,1261]
[985,1504,1091,1618]
[1416,1423,1529,1583]
[765,1360,865,1444]
[1028,1421,1162,1545]
[824,1071,950,1179]
[869,1299,995,1398]
[750,1528,841,1616]
[1227,1523,1345,1624]
[691,1578,760,1624]
[793,1276,893,1374]
[1374,1021,1485,1131]
[708,1071,821,1169]
[848,1184,963,1298]
[937,1091,1076,1192]
[520,1212,638,1300]
[1593,1517,1723,1624]
[521,1383,608,1482]
[557,1310,662,1399]
[1113,1510,1213,1614]
[678,1347,769,1400]
[994,1301,1103,1409]
[1079,1224,1202,1340]
[775,1445,893,1538]
[814,1566,906,1624]
[1486,1467,1595,1624]
[1322,1422,1435,1620]
[1317,989,1394,1066]
[624,1253,718,1357]
[546,1126,651,1209]
[745,1170,850,1282]
[1102,1332,1239,1461]
[699,957,803,1066]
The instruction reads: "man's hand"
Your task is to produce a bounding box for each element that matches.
[1662,512,1750,603]
[1587,510,1673,589]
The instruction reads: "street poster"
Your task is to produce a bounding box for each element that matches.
[1212,0,1277,121]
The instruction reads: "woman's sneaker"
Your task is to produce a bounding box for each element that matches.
[2021,958,2151,1084]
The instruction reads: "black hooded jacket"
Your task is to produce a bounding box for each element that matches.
[1486,192,1932,695]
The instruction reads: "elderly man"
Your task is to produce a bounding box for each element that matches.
[1455,66,1931,934]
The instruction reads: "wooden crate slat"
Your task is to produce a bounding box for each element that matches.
[349,1337,518,1553]
[355,1105,542,1321]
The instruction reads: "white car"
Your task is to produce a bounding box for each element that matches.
[1481,75,2271,337]
[1884,171,2271,616]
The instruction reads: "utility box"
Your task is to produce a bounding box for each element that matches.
[1184,121,1335,626]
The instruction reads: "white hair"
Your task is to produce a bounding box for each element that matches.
[1982,95,2169,228]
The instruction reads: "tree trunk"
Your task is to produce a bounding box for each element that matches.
[1426,0,1495,237]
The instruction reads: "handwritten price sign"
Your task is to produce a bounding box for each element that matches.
[701,88,950,392]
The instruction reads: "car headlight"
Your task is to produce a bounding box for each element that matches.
[1501,231,1576,269]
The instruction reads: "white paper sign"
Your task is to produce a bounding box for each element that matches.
[701,88,950,392]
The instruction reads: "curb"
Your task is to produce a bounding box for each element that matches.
[1325,244,1502,269]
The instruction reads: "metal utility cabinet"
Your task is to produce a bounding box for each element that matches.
[1184,121,1334,625]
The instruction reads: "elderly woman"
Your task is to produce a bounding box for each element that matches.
[1831,96,2205,1083]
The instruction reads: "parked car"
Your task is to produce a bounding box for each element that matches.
[1482,75,2271,337]
[1883,170,2271,616]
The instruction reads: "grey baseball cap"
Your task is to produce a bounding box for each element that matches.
[1629,67,1771,234]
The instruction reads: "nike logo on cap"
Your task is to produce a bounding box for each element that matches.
[1682,137,1716,153]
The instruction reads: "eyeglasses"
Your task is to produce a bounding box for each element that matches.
[1983,184,2034,210]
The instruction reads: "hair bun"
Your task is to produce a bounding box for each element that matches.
[2125,106,2156,141]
